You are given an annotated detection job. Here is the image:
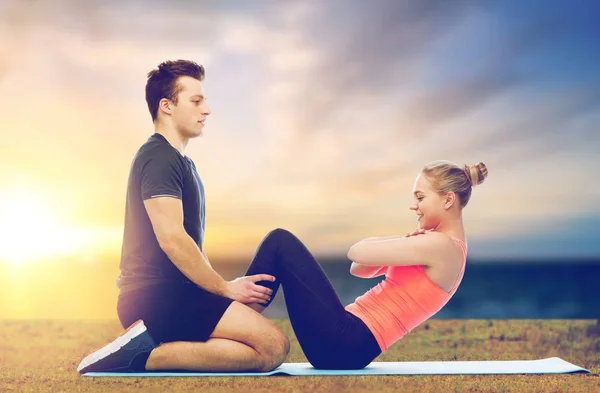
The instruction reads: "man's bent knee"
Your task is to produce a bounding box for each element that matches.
[257,330,289,372]
[210,302,289,371]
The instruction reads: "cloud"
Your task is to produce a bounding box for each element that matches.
[1,0,599,259]
[248,0,600,200]
[0,0,35,84]
[450,86,600,167]
[280,1,476,136]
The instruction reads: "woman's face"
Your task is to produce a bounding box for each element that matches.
[410,173,446,230]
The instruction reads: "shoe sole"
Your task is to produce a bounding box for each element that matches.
[77,320,147,373]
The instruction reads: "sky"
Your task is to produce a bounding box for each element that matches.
[1,1,599,318]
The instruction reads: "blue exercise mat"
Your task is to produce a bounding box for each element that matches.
[83,357,589,377]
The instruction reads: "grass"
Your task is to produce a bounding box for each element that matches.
[0,319,598,392]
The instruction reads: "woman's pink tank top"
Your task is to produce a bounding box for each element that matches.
[345,238,467,352]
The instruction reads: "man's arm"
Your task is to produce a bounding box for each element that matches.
[144,196,273,303]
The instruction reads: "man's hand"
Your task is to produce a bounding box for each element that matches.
[224,274,276,305]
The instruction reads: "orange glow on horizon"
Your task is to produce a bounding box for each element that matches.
[0,186,122,266]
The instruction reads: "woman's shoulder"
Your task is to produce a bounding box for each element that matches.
[417,231,458,245]
[418,231,465,267]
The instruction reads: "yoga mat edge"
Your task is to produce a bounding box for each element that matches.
[82,357,590,377]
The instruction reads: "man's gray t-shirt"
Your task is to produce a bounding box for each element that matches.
[117,133,205,294]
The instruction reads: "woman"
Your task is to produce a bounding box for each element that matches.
[241,160,488,369]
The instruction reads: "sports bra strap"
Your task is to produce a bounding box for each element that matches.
[448,239,467,293]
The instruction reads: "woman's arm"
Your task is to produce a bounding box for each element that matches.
[349,262,387,278]
[347,231,450,267]
[348,236,401,278]
[358,229,428,243]
[358,235,404,242]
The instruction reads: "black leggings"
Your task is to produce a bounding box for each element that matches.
[243,228,381,369]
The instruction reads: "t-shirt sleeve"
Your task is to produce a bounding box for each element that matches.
[140,153,185,200]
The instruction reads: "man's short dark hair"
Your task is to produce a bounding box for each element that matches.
[145,60,205,122]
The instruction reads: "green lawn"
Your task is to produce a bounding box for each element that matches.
[1,319,598,392]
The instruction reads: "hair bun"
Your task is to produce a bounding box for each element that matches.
[464,162,488,187]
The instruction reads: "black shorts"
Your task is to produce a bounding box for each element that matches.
[117,282,234,344]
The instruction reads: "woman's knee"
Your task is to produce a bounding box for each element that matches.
[267,228,293,241]
[260,228,291,251]
[267,228,303,249]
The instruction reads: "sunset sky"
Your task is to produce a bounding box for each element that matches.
[1,1,599,318]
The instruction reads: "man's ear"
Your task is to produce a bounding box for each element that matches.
[158,98,172,116]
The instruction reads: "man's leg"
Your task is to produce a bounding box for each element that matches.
[145,302,289,372]
[80,288,289,374]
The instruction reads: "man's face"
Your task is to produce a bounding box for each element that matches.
[170,76,211,138]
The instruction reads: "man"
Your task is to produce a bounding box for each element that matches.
[77,60,289,374]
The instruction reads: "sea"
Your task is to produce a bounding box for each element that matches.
[213,259,600,319]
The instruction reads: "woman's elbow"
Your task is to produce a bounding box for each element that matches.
[349,264,358,277]
[347,246,363,264]
[347,247,356,262]
[349,262,367,278]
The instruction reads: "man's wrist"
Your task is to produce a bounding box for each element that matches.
[216,279,230,299]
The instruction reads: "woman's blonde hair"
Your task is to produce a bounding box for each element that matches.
[421,160,488,208]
